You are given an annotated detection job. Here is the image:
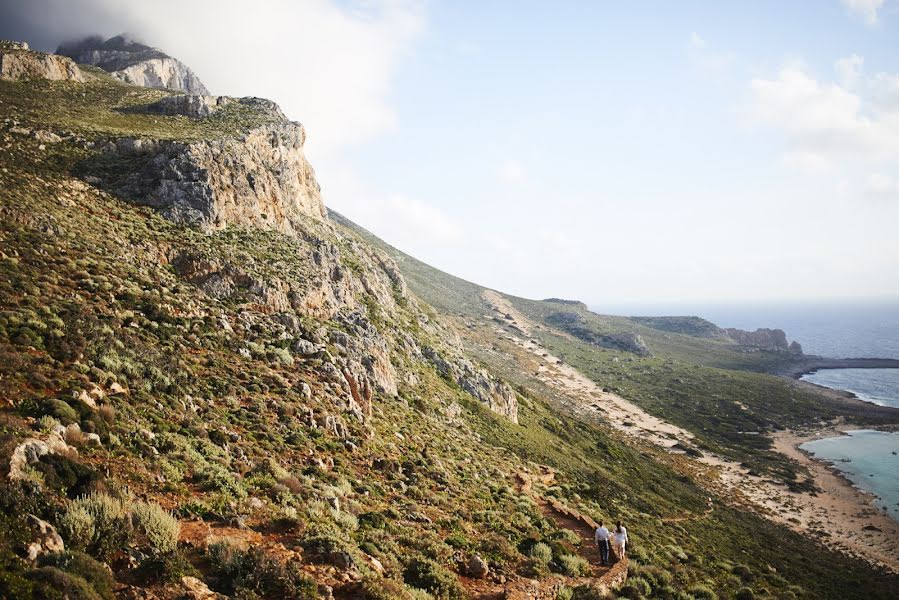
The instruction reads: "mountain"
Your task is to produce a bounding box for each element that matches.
[57,34,209,94]
[1,40,898,600]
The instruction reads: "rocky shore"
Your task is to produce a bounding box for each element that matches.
[777,357,899,379]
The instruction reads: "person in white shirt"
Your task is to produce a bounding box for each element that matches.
[594,521,611,566]
[613,521,628,560]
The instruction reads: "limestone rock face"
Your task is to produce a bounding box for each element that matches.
[424,346,519,423]
[105,120,326,233]
[58,34,208,94]
[723,327,800,353]
[0,41,84,82]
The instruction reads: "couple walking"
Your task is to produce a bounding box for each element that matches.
[594,521,627,566]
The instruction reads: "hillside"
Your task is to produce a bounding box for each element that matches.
[0,42,898,600]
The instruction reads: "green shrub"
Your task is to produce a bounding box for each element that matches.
[735,588,754,600]
[687,584,717,600]
[553,529,582,546]
[131,501,180,555]
[32,454,101,498]
[208,540,316,599]
[529,542,553,565]
[557,554,590,577]
[26,567,101,600]
[556,587,574,600]
[362,577,435,600]
[403,558,464,599]
[58,493,130,560]
[38,551,114,600]
[45,399,78,424]
[626,576,651,597]
[571,585,606,600]
[731,564,753,582]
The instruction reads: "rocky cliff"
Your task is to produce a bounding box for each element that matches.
[723,327,802,353]
[58,34,208,94]
[0,40,83,82]
[94,118,328,233]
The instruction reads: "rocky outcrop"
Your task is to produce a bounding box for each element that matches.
[24,515,65,561]
[58,34,208,94]
[97,119,326,232]
[545,312,652,357]
[423,346,519,422]
[0,41,84,82]
[723,327,801,353]
[148,94,230,118]
[8,437,74,482]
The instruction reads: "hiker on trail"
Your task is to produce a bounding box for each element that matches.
[613,521,628,560]
[594,521,611,566]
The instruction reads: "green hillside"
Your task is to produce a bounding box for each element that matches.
[1,52,897,600]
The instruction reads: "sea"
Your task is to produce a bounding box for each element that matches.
[593,299,899,521]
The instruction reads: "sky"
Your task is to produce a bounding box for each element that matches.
[2,0,898,309]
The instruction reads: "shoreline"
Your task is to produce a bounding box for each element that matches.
[769,423,899,572]
[778,356,899,380]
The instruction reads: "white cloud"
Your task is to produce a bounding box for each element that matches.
[865,172,899,201]
[499,159,528,186]
[6,0,426,157]
[835,54,864,89]
[687,31,734,73]
[841,0,885,25]
[749,63,899,169]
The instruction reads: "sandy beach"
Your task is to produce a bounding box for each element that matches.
[480,290,899,572]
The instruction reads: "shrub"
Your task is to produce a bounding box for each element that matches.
[362,577,435,600]
[571,585,607,600]
[208,540,317,599]
[735,588,754,600]
[626,576,651,597]
[529,542,553,565]
[131,501,180,555]
[38,415,61,433]
[26,567,101,600]
[556,587,574,600]
[59,493,130,560]
[687,584,717,600]
[38,551,115,600]
[58,506,96,552]
[615,584,642,599]
[32,453,101,498]
[557,554,590,577]
[403,558,464,599]
[45,399,79,424]
[553,529,582,546]
[731,564,753,582]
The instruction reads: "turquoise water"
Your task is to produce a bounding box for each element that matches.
[800,430,899,520]
[801,369,899,409]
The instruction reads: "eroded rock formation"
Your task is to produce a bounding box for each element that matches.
[0,40,84,82]
[58,34,208,94]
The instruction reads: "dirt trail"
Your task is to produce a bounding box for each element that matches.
[480,290,899,573]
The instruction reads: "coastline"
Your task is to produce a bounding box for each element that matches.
[778,356,899,380]
[769,424,899,572]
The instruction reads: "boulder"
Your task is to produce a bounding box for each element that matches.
[25,514,65,561]
[468,554,489,579]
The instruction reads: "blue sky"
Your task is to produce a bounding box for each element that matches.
[3,0,898,307]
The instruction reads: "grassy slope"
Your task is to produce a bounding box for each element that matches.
[0,75,896,600]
